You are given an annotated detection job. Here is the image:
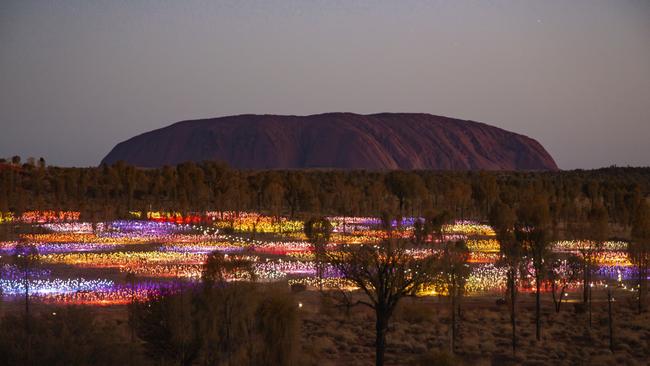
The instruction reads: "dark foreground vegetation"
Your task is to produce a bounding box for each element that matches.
[2,282,648,366]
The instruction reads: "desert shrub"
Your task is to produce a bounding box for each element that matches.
[132,288,201,366]
[414,349,461,366]
[397,299,437,324]
[0,307,133,366]
[318,291,340,317]
[133,282,299,366]
[290,283,306,293]
[252,285,299,366]
[197,281,262,365]
[573,302,586,314]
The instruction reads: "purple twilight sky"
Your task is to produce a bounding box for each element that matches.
[1,0,649,169]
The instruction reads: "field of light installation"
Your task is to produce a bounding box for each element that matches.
[0,210,638,306]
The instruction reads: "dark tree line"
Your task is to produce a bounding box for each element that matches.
[1,159,649,228]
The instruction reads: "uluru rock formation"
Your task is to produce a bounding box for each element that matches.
[101,113,558,170]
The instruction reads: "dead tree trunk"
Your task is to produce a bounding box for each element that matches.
[608,287,614,352]
[375,311,388,366]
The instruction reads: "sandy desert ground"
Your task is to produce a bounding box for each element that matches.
[294,290,650,366]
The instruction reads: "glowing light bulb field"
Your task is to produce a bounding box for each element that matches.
[0,214,639,306]
[0,212,15,224]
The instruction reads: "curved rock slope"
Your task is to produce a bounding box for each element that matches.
[101,113,558,170]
